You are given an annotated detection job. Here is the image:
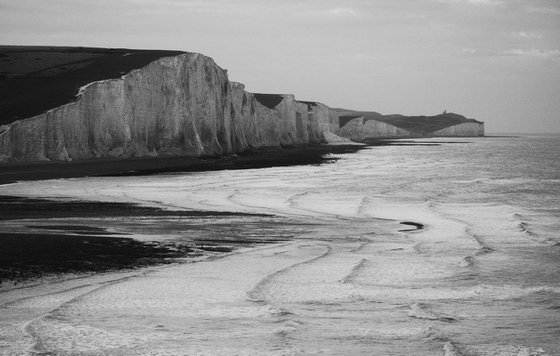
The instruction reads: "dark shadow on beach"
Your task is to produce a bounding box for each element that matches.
[0,196,307,287]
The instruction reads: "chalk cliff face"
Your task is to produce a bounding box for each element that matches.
[337,117,412,140]
[297,102,336,140]
[431,122,484,137]
[335,117,484,140]
[0,54,326,162]
[0,49,486,163]
[333,111,485,141]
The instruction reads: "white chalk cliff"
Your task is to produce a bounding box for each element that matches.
[0,52,484,162]
[0,53,333,162]
[430,122,485,137]
[337,117,413,140]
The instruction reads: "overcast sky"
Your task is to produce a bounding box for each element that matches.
[1,0,559,133]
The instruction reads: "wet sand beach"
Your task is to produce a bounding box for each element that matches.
[0,144,368,288]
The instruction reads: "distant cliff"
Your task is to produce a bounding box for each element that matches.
[0,46,484,163]
[337,116,412,140]
[430,122,484,137]
[334,111,484,139]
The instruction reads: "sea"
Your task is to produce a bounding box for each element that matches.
[1,135,559,355]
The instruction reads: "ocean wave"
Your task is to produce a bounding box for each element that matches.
[452,177,537,185]
[471,234,494,251]
[471,284,560,300]
[246,245,332,303]
[511,214,560,246]
[408,303,457,323]
[348,241,371,253]
[339,258,368,284]
[444,342,549,356]
[459,255,476,267]
[452,178,486,184]
[512,213,533,234]
[459,234,496,267]
[443,342,466,356]
[476,246,496,256]
[517,221,532,235]
[268,306,295,318]
[486,177,537,185]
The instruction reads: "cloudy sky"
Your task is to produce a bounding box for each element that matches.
[1,0,559,133]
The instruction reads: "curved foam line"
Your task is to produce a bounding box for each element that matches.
[246,245,332,303]
[456,234,496,267]
[2,282,99,309]
[471,234,494,251]
[340,258,368,284]
[23,273,141,354]
[442,342,466,356]
[356,196,369,216]
[226,190,288,216]
[408,303,457,323]
[15,244,305,354]
[349,241,371,253]
[459,255,476,268]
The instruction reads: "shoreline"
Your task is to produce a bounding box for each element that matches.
[0,138,460,288]
[0,143,366,185]
[0,138,470,289]
[0,137,480,185]
[0,143,367,288]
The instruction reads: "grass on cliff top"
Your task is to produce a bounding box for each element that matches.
[0,46,185,125]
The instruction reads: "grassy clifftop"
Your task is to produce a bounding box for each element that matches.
[0,46,185,125]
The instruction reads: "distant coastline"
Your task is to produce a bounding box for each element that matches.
[0,46,483,166]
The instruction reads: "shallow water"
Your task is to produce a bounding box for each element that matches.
[1,135,559,355]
